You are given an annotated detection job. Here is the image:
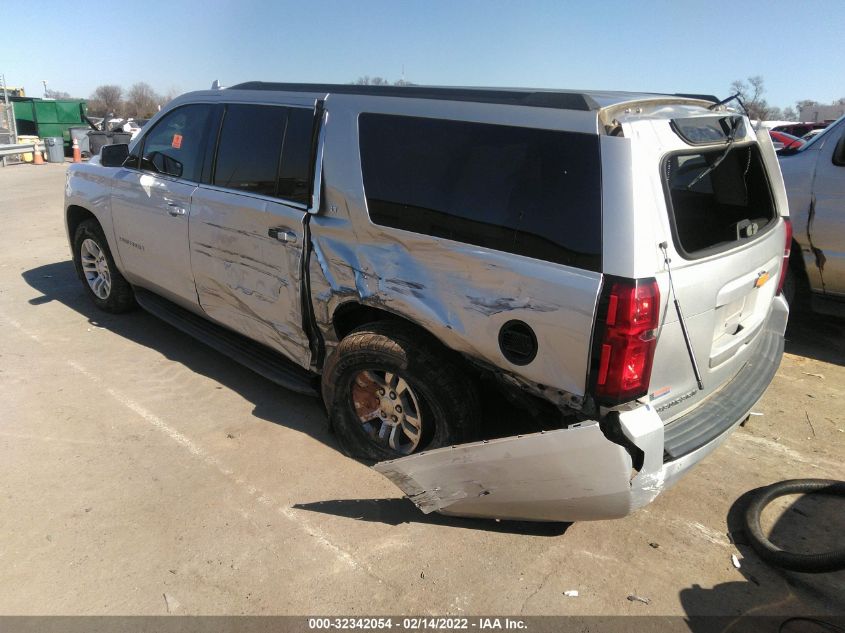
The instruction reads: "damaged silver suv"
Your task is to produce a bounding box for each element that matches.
[65,83,790,522]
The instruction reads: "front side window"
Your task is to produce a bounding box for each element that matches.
[358,114,602,271]
[140,104,213,181]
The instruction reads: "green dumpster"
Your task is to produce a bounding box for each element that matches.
[11,97,90,148]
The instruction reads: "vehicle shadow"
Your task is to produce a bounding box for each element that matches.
[678,487,845,630]
[292,498,571,537]
[22,260,570,537]
[784,306,845,366]
[22,259,333,447]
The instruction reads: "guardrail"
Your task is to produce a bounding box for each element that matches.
[0,142,46,159]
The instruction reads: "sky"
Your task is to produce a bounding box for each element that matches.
[3,0,844,110]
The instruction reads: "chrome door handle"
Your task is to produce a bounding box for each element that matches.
[166,202,186,217]
[268,227,297,243]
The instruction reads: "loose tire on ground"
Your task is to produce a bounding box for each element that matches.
[72,218,135,313]
[322,320,481,461]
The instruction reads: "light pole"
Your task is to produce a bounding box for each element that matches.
[42,80,48,98]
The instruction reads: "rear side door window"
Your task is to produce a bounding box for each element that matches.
[138,104,213,182]
[212,104,315,205]
[358,113,602,271]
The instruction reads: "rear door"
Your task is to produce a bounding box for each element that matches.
[189,103,316,367]
[111,103,214,307]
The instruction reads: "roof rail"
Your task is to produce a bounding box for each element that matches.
[227,81,594,112]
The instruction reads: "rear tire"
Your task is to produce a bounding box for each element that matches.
[322,321,480,461]
[72,219,134,313]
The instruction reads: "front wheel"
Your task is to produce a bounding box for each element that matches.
[322,321,480,461]
[72,219,134,313]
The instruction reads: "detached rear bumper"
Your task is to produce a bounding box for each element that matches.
[373,296,788,523]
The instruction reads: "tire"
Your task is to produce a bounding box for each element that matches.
[744,479,845,573]
[72,219,134,313]
[322,320,481,461]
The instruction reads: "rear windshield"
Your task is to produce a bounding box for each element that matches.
[663,144,776,257]
[358,113,602,271]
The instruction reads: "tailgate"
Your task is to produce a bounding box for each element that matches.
[643,120,788,421]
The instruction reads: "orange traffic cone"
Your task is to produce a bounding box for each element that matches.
[32,143,45,165]
[72,138,81,163]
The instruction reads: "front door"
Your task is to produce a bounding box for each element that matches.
[111,103,215,307]
[189,103,316,367]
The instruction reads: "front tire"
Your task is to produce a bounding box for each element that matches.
[322,321,480,461]
[72,219,134,313]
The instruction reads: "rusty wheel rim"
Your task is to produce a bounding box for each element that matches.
[350,370,423,455]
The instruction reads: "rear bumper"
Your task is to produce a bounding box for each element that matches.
[373,297,788,522]
[662,296,787,460]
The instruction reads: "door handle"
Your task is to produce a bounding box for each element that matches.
[166,202,186,217]
[268,227,297,243]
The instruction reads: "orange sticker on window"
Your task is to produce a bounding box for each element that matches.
[171,134,183,149]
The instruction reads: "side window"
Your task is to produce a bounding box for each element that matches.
[214,104,287,197]
[139,104,213,182]
[277,107,314,205]
[358,114,602,271]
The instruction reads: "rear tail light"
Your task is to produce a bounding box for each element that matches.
[776,218,793,295]
[594,277,660,405]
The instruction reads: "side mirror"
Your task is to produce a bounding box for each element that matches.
[833,134,845,167]
[101,143,129,167]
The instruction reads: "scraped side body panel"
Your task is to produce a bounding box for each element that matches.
[309,95,602,403]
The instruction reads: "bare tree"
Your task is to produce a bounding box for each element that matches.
[729,76,770,120]
[125,82,161,118]
[88,84,124,117]
[161,86,181,105]
[782,106,797,121]
[44,88,71,99]
[354,76,391,86]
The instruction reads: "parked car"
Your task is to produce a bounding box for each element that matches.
[773,122,827,138]
[779,114,845,302]
[64,83,790,522]
[770,130,804,150]
[801,128,826,142]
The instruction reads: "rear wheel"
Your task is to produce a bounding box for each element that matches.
[72,219,134,313]
[322,321,480,461]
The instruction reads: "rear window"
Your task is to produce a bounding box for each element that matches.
[663,144,776,257]
[214,104,286,197]
[213,104,314,204]
[358,114,602,271]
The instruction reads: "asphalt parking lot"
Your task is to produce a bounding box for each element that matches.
[1,162,843,617]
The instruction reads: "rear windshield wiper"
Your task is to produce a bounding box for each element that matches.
[687,116,743,190]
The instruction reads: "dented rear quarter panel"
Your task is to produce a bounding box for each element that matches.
[309,95,603,400]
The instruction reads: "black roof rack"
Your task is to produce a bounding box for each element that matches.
[227,81,594,112]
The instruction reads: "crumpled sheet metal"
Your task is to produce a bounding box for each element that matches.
[372,404,698,523]
[308,222,602,403]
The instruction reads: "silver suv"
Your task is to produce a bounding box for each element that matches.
[65,83,790,522]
